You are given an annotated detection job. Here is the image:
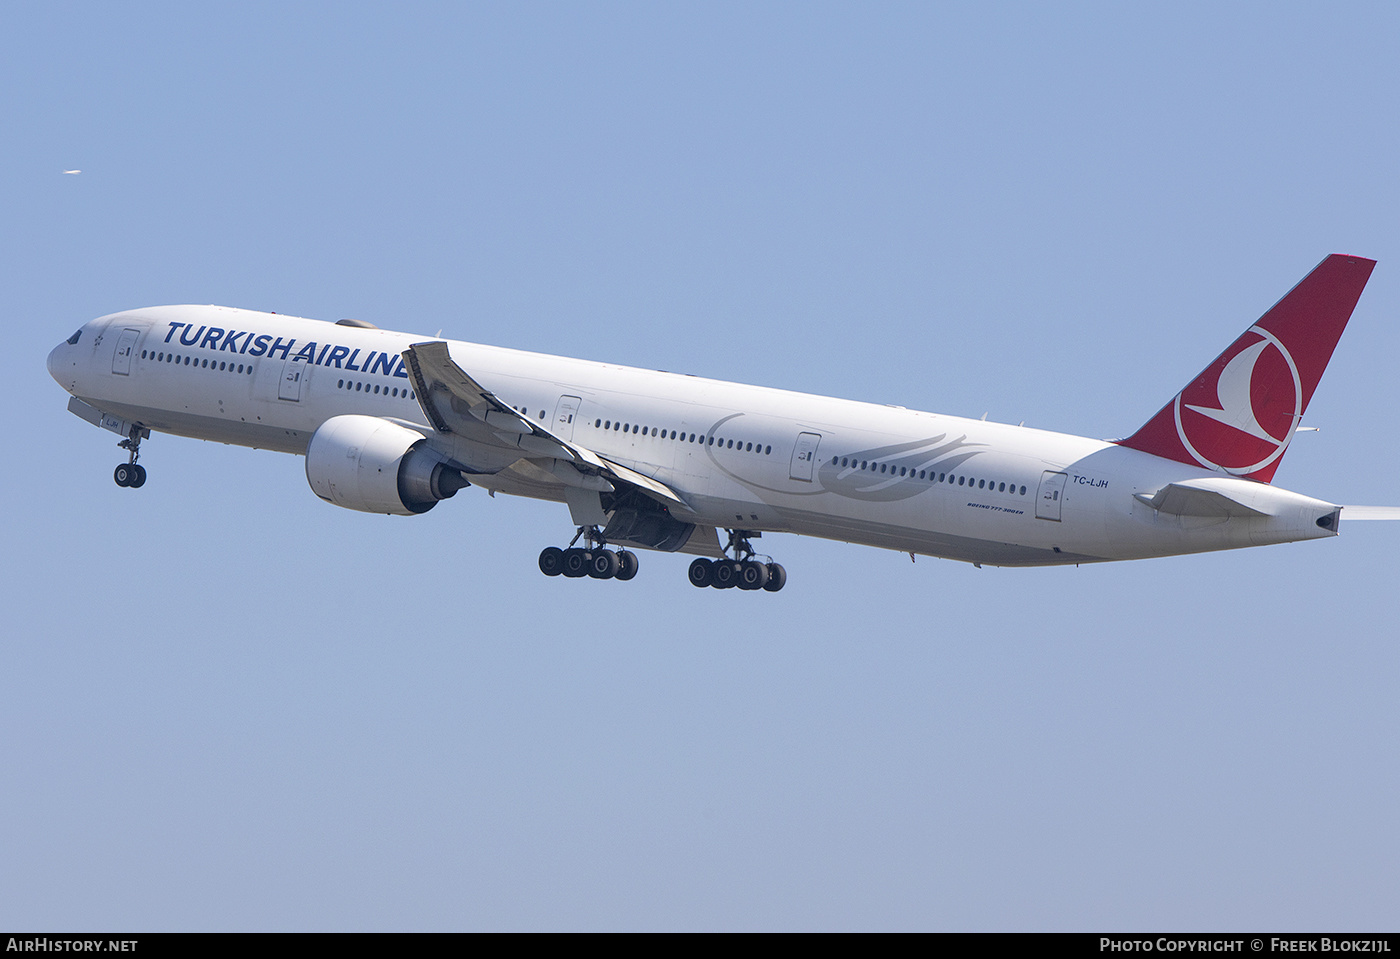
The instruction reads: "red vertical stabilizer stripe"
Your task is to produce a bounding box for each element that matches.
[1117,254,1375,483]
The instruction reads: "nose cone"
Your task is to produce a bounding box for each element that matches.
[48,329,80,389]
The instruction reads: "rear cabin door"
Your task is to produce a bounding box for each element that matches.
[1036,470,1068,521]
[111,328,140,375]
[789,432,822,482]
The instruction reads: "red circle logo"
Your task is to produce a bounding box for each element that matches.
[1173,326,1302,475]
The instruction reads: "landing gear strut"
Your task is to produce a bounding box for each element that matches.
[688,529,786,592]
[538,526,638,582]
[113,425,149,489]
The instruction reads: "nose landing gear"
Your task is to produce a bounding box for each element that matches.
[113,425,149,488]
[688,529,786,593]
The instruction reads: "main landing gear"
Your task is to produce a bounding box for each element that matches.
[687,529,786,593]
[538,526,639,582]
[113,425,148,489]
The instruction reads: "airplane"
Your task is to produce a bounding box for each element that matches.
[46,254,1396,592]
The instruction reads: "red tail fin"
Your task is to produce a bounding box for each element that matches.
[1117,254,1375,483]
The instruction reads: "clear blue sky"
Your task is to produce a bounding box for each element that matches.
[4,1,1398,931]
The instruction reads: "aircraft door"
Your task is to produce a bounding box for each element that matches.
[553,395,582,441]
[111,328,141,375]
[1036,470,1068,521]
[790,432,822,482]
[279,357,307,401]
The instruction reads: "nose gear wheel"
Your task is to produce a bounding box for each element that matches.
[113,424,150,488]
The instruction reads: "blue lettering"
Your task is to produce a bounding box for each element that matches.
[200,327,225,350]
[220,331,246,352]
[315,344,331,366]
[392,356,408,378]
[326,345,350,368]
[267,337,294,360]
[293,342,318,364]
[164,322,185,344]
[249,334,272,357]
[178,325,205,346]
[370,352,396,376]
[344,348,362,372]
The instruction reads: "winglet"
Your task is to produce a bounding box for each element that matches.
[1117,254,1375,483]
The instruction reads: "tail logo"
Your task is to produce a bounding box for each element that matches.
[1172,325,1302,475]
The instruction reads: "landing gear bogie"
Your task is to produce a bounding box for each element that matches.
[538,528,639,583]
[686,531,788,593]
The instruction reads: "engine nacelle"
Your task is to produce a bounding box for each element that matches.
[305,415,468,515]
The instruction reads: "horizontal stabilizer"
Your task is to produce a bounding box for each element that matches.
[1134,482,1270,518]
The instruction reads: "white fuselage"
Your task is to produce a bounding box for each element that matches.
[47,305,1340,567]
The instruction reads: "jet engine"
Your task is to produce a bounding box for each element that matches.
[305,415,468,515]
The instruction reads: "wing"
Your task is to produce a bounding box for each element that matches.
[401,341,689,511]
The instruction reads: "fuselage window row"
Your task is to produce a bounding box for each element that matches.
[829,455,1027,495]
[335,379,414,400]
[138,348,423,398]
[142,349,253,375]
[591,418,771,454]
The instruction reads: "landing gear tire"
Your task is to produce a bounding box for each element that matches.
[114,463,135,487]
[563,548,590,578]
[738,560,769,590]
[688,558,713,588]
[711,560,740,589]
[763,563,787,592]
[129,464,147,488]
[615,550,639,581]
[539,546,565,577]
[588,550,620,579]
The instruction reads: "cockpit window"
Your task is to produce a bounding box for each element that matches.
[67,330,82,345]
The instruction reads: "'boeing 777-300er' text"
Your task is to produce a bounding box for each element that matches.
[47,254,1397,591]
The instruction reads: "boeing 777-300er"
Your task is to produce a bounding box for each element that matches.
[46,254,1397,591]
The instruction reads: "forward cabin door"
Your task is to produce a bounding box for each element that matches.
[111,328,140,375]
[789,432,822,482]
[1036,470,1068,521]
